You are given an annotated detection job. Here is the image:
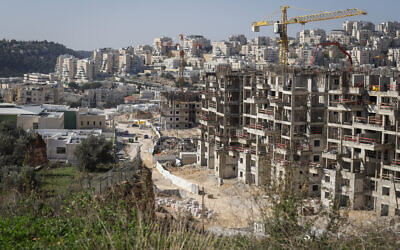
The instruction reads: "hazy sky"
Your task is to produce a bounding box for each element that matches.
[0,0,399,50]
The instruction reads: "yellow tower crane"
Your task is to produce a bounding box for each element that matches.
[252,6,367,65]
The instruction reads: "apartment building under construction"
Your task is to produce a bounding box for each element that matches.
[160,91,201,129]
[197,64,400,216]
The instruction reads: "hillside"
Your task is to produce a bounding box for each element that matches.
[0,39,88,77]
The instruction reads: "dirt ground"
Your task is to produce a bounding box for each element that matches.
[161,128,201,139]
[116,122,258,228]
[169,166,261,228]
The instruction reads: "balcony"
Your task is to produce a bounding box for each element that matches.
[270,97,282,107]
[228,146,246,153]
[322,150,339,160]
[244,123,267,136]
[258,108,274,119]
[342,135,391,151]
[353,116,382,130]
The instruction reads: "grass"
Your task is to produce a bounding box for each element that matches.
[40,166,82,196]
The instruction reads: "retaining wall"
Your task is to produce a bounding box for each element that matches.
[156,161,199,194]
[151,124,161,138]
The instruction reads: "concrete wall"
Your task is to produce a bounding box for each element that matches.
[17,115,38,130]
[179,152,197,165]
[156,161,199,194]
[77,113,106,129]
[151,123,161,138]
[153,154,178,163]
[39,115,64,129]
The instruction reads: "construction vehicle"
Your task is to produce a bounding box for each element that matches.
[252,6,367,65]
[309,42,353,71]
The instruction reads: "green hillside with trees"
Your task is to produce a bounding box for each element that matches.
[0,39,88,77]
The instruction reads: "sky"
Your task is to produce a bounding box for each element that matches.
[0,0,399,50]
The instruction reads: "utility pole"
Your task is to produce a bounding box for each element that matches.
[201,186,205,232]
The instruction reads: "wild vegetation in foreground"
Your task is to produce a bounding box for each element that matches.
[0,175,399,249]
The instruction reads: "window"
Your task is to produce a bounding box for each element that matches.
[324,175,330,182]
[299,170,303,175]
[93,121,96,125]
[324,191,330,198]
[176,104,179,108]
[100,121,102,126]
[56,147,66,154]
[176,118,179,121]
[342,179,350,187]
[240,158,243,163]
[87,121,89,125]
[382,186,390,196]
[176,111,180,114]
[313,155,320,162]
[312,185,319,191]
[314,140,320,147]
[81,121,83,126]
[381,204,389,216]
[240,171,243,177]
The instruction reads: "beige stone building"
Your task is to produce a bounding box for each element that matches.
[5,83,63,105]
[76,108,106,129]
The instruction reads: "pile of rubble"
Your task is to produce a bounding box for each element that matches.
[153,137,197,156]
[155,197,215,219]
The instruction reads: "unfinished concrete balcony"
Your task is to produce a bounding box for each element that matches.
[237,130,250,144]
[228,133,239,144]
[353,116,383,131]
[380,160,400,172]
[342,135,392,151]
[369,83,400,97]
[328,98,364,111]
[380,169,400,183]
[228,145,247,154]
[328,86,344,95]
[250,146,266,156]
[257,108,274,120]
[296,143,313,153]
[256,82,269,90]
[376,102,398,116]
[275,142,288,155]
[244,123,266,137]
[322,149,339,161]
[270,97,282,107]
[244,94,268,104]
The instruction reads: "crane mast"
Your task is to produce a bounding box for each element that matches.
[178,34,185,92]
[252,6,367,65]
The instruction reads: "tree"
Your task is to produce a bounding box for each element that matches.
[0,121,34,166]
[74,135,116,172]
